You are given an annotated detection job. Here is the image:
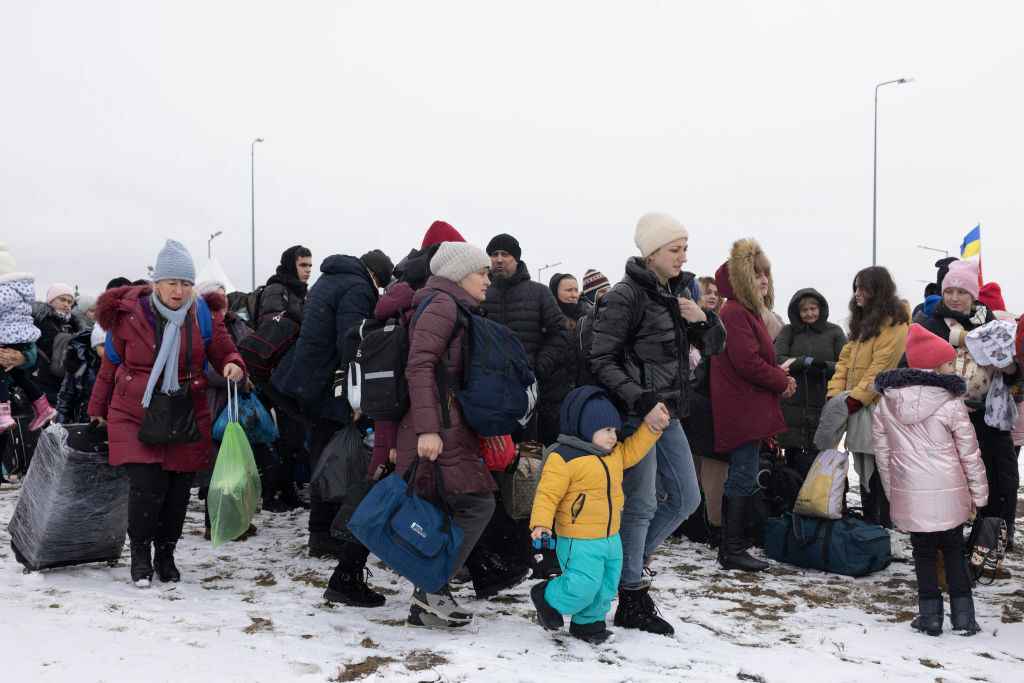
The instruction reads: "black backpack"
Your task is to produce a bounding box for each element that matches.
[345,314,412,421]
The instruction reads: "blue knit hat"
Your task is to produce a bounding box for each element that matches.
[579,394,621,442]
[152,239,196,283]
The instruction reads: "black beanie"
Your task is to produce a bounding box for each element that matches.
[934,257,958,291]
[361,249,394,287]
[486,233,521,261]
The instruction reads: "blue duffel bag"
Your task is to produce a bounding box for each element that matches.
[346,458,465,594]
[764,511,891,577]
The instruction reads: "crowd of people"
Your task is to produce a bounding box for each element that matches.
[0,213,1021,643]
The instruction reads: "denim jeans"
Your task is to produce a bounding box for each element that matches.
[619,417,700,588]
[723,440,760,497]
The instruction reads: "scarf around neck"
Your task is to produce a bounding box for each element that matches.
[142,294,194,408]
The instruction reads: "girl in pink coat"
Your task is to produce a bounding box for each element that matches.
[872,324,989,637]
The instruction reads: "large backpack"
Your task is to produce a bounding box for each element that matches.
[345,314,412,421]
[431,295,537,437]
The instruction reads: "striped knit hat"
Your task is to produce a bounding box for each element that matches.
[581,269,610,304]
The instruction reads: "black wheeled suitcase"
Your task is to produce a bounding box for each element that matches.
[8,423,129,571]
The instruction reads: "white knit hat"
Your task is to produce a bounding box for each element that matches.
[0,243,33,285]
[90,324,107,349]
[634,212,689,259]
[76,291,97,313]
[430,242,491,283]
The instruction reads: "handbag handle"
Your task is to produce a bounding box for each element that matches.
[226,380,240,424]
[402,457,455,533]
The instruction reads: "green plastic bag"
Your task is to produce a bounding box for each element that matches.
[208,383,262,548]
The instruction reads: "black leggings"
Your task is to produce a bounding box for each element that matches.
[0,367,44,402]
[123,463,194,544]
[910,524,971,599]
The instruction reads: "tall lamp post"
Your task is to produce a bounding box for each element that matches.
[873,78,913,266]
[208,230,223,259]
[251,137,264,289]
[536,261,562,281]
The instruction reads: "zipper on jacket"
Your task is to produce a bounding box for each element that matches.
[570,493,586,523]
[598,457,612,536]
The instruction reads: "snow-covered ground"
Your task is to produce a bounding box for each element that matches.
[2,464,1022,683]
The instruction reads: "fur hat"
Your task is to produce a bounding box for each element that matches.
[581,268,610,304]
[152,239,196,284]
[905,323,955,369]
[724,238,774,313]
[0,243,33,285]
[579,393,622,441]
[360,250,394,287]
[90,324,107,350]
[485,233,521,261]
[45,282,75,304]
[430,242,491,283]
[978,282,1006,312]
[634,212,688,259]
[941,260,980,300]
[421,221,465,249]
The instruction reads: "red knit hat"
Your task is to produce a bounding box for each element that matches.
[977,282,1006,312]
[905,323,955,369]
[421,220,466,249]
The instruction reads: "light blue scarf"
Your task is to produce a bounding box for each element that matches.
[142,294,194,408]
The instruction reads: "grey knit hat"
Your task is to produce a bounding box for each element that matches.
[430,242,491,283]
[152,239,196,283]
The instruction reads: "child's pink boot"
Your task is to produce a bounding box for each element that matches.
[0,402,15,432]
[27,395,57,431]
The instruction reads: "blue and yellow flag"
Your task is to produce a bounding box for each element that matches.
[960,225,980,258]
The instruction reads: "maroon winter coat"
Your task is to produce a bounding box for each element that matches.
[87,286,245,472]
[710,250,789,452]
[366,282,415,478]
[396,276,497,496]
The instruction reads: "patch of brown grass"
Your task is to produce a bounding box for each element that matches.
[243,616,274,634]
[333,656,396,681]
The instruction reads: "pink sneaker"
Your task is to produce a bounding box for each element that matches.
[27,395,57,431]
[0,402,15,433]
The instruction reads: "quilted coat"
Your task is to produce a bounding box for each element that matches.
[872,368,988,532]
[0,279,41,344]
[86,286,244,471]
[827,317,907,408]
[396,276,497,496]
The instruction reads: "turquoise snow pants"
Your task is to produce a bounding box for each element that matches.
[543,534,622,625]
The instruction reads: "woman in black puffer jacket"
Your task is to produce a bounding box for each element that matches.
[589,212,726,636]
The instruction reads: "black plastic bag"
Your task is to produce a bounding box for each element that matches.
[309,425,371,503]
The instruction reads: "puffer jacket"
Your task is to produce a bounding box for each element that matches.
[271,255,378,423]
[827,316,908,407]
[396,276,497,496]
[529,386,660,539]
[589,257,726,420]
[86,286,244,472]
[480,260,567,383]
[710,240,789,452]
[774,288,848,450]
[31,301,85,399]
[0,279,41,344]
[872,368,988,532]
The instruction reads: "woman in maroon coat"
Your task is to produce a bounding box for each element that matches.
[88,240,244,587]
[395,241,500,629]
[710,238,794,572]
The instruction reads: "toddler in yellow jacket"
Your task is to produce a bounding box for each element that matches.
[529,386,662,644]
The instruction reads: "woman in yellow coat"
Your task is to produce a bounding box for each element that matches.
[827,266,909,526]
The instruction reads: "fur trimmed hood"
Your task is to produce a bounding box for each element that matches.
[201,291,229,313]
[874,367,967,396]
[715,238,773,314]
[874,368,967,426]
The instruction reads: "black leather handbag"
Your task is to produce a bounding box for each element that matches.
[138,316,202,445]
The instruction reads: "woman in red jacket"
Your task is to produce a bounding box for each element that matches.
[395,241,502,629]
[89,240,244,587]
[711,239,794,572]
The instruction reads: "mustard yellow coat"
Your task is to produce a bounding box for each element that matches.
[529,425,660,540]
[827,318,908,407]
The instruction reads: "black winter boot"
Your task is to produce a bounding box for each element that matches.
[949,595,981,636]
[467,549,530,599]
[569,620,614,644]
[323,565,386,607]
[719,496,770,572]
[613,585,674,636]
[530,581,564,631]
[130,541,153,587]
[911,596,944,636]
[153,542,180,583]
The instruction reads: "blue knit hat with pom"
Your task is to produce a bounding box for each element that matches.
[152,239,196,283]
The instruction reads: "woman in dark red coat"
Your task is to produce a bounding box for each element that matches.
[395,241,500,629]
[88,240,244,587]
[710,238,794,572]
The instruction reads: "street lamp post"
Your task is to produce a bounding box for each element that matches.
[251,137,264,290]
[208,230,223,259]
[536,261,562,282]
[916,244,949,258]
[873,78,913,266]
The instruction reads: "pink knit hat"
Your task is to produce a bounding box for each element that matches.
[940,260,980,300]
[45,282,75,304]
[905,323,955,370]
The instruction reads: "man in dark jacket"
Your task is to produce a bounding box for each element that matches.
[258,245,311,324]
[271,250,393,607]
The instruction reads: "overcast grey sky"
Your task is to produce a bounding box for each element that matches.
[3,1,1021,322]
